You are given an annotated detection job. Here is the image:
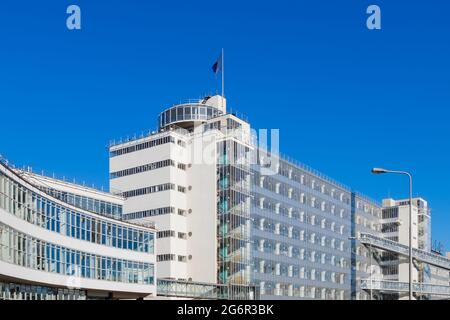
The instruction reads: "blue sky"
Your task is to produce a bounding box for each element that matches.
[0,1,449,248]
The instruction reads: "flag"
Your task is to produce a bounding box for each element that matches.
[212,53,222,74]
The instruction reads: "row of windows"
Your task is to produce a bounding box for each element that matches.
[254,187,348,220]
[258,281,346,300]
[253,195,348,234]
[110,159,176,179]
[157,230,175,238]
[0,224,154,285]
[254,259,346,284]
[255,162,381,218]
[254,239,348,268]
[382,207,399,219]
[123,207,175,220]
[157,230,187,240]
[157,254,175,262]
[257,156,350,203]
[39,187,122,219]
[254,208,346,236]
[159,105,222,128]
[254,218,347,251]
[110,136,175,157]
[156,254,188,263]
[0,172,155,253]
[0,281,87,300]
[121,183,176,198]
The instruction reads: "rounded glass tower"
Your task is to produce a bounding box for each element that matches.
[158,95,226,130]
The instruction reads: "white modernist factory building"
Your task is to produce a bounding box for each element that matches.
[1,95,450,300]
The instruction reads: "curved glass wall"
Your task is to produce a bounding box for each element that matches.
[159,104,222,128]
[0,281,87,300]
[0,170,154,254]
[0,223,154,285]
[38,186,122,220]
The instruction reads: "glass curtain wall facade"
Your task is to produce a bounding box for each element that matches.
[217,138,253,299]
[37,186,123,220]
[250,152,381,300]
[0,171,154,254]
[0,223,154,285]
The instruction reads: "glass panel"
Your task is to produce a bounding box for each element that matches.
[170,108,176,123]
[165,110,170,124]
[192,107,198,119]
[184,106,191,119]
[177,107,183,121]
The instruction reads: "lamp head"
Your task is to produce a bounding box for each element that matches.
[371,167,388,174]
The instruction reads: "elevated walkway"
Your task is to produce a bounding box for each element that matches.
[360,279,450,297]
[156,279,259,300]
[360,233,450,270]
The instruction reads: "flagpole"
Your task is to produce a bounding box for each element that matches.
[221,48,224,100]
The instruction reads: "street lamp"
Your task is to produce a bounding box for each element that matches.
[371,167,413,300]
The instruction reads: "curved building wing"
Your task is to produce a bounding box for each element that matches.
[0,159,156,300]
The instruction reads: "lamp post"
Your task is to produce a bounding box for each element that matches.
[368,238,373,300]
[371,168,413,300]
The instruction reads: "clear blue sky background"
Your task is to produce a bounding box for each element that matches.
[1,1,449,248]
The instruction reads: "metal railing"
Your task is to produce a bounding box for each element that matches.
[157,279,226,299]
[156,279,259,300]
[360,233,450,270]
[360,279,450,297]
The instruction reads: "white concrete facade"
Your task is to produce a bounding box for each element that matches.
[379,197,443,299]
[109,96,254,298]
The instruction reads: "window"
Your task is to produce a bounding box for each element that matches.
[123,207,174,220]
[157,230,175,238]
[382,207,399,219]
[110,159,175,179]
[381,222,399,233]
[122,183,174,198]
[157,254,176,262]
[110,136,175,157]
